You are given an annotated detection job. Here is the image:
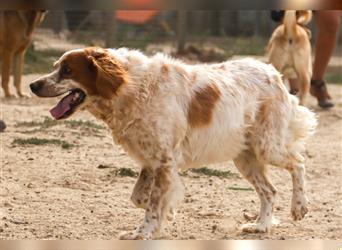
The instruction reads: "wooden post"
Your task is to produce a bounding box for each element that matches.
[177,10,187,54]
[210,11,221,36]
[104,11,116,48]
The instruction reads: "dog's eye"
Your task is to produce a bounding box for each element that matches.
[60,65,72,76]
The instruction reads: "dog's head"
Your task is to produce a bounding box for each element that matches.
[30,47,128,120]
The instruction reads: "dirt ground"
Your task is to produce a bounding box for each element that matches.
[0,75,341,240]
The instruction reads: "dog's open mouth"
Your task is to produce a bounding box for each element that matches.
[50,89,86,120]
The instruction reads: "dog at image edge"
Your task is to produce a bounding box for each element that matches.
[267,10,312,106]
[0,11,45,97]
[29,47,317,239]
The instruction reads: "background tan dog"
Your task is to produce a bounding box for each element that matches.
[0,11,45,97]
[267,10,312,105]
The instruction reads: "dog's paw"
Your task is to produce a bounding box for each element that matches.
[166,208,176,221]
[119,229,152,240]
[241,222,269,233]
[18,93,31,98]
[291,198,308,221]
[4,94,15,98]
[241,217,278,233]
[131,195,148,209]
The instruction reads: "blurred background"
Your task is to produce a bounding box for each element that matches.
[27,10,342,83]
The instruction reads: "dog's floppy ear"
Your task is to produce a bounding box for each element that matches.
[87,48,128,99]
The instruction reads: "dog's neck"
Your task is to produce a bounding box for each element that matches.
[85,80,151,144]
[85,51,161,143]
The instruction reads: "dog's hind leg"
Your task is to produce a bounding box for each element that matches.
[283,161,308,221]
[295,52,312,106]
[254,99,316,221]
[13,47,27,97]
[297,70,310,106]
[233,150,278,233]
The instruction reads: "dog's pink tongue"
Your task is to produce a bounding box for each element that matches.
[50,94,73,119]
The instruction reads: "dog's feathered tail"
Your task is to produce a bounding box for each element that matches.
[288,95,317,161]
[283,10,312,41]
[297,10,312,25]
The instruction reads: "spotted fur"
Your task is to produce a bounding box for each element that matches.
[30,47,317,239]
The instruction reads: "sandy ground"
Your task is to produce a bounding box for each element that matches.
[0,75,341,240]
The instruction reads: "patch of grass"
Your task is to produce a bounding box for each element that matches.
[191,167,239,179]
[15,117,58,129]
[114,167,138,177]
[326,72,342,84]
[64,120,105,130]
[97,164,112,169]
[15,117,105,131]
[12,137,73,149]
[228,186,254,191]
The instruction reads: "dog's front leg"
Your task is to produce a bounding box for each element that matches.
[120,161,181,240]
[131,167,153,209]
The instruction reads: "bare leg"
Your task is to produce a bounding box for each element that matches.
[312,11,341,81]
[311,11,341,108]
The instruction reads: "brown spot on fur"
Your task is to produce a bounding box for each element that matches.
[161,64,169,79]
[188,83,221,127]
[191,73,197,83]
[174,65,188,79]
[161,154,169,164]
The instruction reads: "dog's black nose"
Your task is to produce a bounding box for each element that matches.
[30,81,44,93]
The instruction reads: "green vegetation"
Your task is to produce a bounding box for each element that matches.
[326,72,342,84]
[12,137,73,149]
[228,186,254,191]
[113,167,138,177]
[191,167,239,179]
[15,117,105,131]
[15,117,58,129]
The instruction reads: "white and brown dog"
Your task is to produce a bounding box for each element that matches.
[267,10,312,106]
[30,47,316,239]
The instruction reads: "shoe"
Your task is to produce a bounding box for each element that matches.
[289,88,299,95]
[310,80,334,109]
